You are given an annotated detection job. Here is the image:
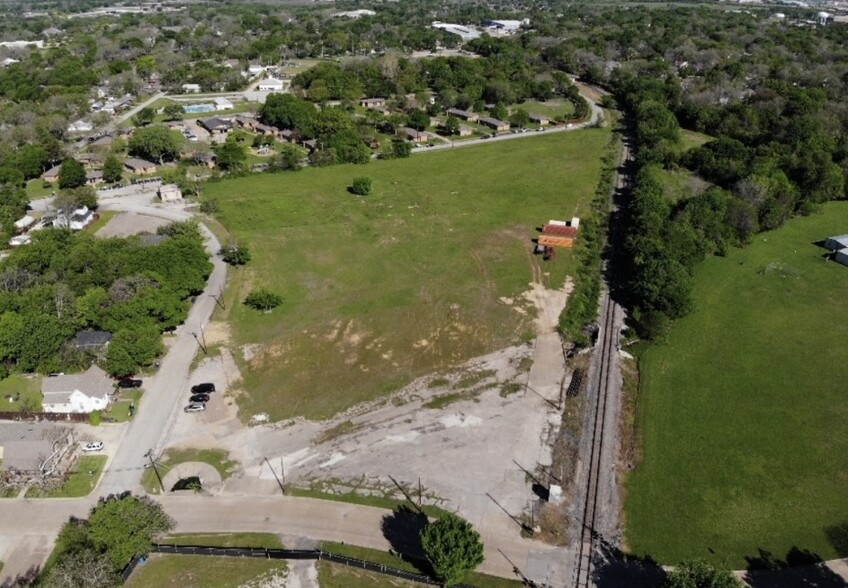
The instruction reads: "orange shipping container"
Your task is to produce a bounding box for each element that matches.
[538,234,575,249]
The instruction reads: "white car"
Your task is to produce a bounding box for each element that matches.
[82,441,104,452]
[184,403,206,413]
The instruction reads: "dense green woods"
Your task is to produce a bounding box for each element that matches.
[0,222,211,376]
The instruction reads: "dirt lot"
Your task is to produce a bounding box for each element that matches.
[96,212,169,238]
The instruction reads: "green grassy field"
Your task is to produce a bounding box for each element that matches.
[161,532,282,548]
[206,128,610,420]
[625,201,848,567]
[125,554,285,587]
[142,448,238,494]
[516,99,576,119]
[27,455,107,498]
[0,375,41,412]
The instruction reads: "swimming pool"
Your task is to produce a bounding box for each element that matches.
[183,103,215,113]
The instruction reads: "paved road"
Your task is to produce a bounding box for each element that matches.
[96,202,227,495]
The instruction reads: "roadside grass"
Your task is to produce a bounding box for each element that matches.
[160,532,282,549]
[0,375,41,412]
[288,486,452,519]
[27,455,107,498]
[625,201,848,567]
[206,128,610,421]
[321,542,523,587]
[142,448,238,494]
[104,389,142,422]
[84,210,117,233]
[318,562,421,588]
[124,554,285,588]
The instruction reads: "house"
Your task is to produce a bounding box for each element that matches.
[446,108,479,122]
[529,113,551,126]
[214,97,234,110]
[41,165,61,182]
[397,127,428,143]
[479,117,510,132]
[0,423,72,482]
[254,123,277,135]
[198,117,233,136]
[457,125,474,137]
[335,9,376,18]
[74,330,112,351]
[101,95,132,114]
[278,129,295,142]
[13,215,35,232]
[360,98,387,109]
[824,234,848,251]
[158,184,182,202]
[85,170,103,185]
[258,78,284,92]
[68,119,93,133]
[41,365,114,414]
[194,153,216,168]
[181,83,201,93]
[248,64,265,76]
[124,158,157,174]
[77,153,103,167]
[54,206,94,230]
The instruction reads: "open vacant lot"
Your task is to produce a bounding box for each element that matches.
[205,129,610,420]
[625,202,848,567]
[205,129,609,419]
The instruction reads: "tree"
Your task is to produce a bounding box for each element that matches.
[106,325,164,376]
[420,514,485,586]
[407,109,430,132]
[86,494,174,569]
[244,289,282,311]
[443,115,461,136]
[350,176,372,196]
[664,560,743,588]
[162,103,184,121]
[510,108,530,128]
[132,107,155,127]
[390,139,412,159]
[102,155,122,184]
[58,159,86,190]
[213,140,247,172]
[220,243,251,266]
[270,145,303,172]
[46,547,119,588]
[128,125,183,164]
[55,186,97,212]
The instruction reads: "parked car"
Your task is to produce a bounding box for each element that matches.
[184,403,206,413]
[82,441,104,452]
[189,393,210,403]
[190,383,216,394]
[118,378,142,389]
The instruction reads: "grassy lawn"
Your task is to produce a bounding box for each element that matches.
[26,179,56,200]
[625,201,848,567]
[0,374,42,412]
[142,448,238,494]
[125,554,285,588]
[104,389,142,422]
[206,128,610,421]
[160,532,282,549]
[321,542,523,587]
[515,99,575,119]
[318,561,421,588]
[85,210,117,233]
[28,455,107,498]
[680,129,713,150]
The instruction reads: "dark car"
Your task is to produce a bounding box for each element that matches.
[190,382,216,394]
[189,393,210,403]
[118,378,142,389]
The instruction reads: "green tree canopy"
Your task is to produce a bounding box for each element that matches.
[58,158,86,189]
[128,125,183,164]
[213,140,248,172]
[664,560,743,588]
[102,155,122,184]
[244,289,282,311]
[86,494,174,569]
[420,513,485,586]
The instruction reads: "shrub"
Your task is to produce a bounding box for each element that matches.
[244,289,282,312]
[89,410,102,426]
[350,176,372,196]
[221,244,251,266]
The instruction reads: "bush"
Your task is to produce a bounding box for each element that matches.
[221,244,251,266]
[420,513,485,586]
[89,410,102,426]
[244,289,282,312]
[350,176,372,196]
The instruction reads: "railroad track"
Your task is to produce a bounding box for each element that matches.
[573,289,618,587]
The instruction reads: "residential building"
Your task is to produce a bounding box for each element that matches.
[431,22,481,41]
[0,423,72,481]
[67,119,93,133]
[335,9,376,18]
[457,125,474,137]
[398,127,428,143]
[13,215,35,232]
[41,165,61,182]
[479,117,510,132]
[198,117,233,136]
[124,158,157,174]
[54,206,94,230]
[258,78,284,92]
[73,330,112,351]
[41,365,113,414]
[529,113,551,126]
[181,83,201,93]
[214,97,234,110]
[85,170,103,185]
[446,108,479,122]
[248,64,265,76]
[360,98,387,109]
[101,95,132,114]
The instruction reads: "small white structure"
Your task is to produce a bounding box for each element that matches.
[2,57,19,67]
[214,97,234,110]
[42,365,113,414]
[431,22,481,40]
[181,83,201,93]
[258,78,284,92]
[8,234,31,247]
[158,184,183,203]
[13,215,35,231]
[548,484,563,505]
[335,9,376,18]
[248,64,265,76]
[68,119,94,133]
[818,11,832,25]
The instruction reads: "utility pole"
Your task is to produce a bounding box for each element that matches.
[145,449,165,493]
[191,330,208,355]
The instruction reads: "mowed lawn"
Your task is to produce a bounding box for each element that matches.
[625,201,848,567]
[206,129,610,420]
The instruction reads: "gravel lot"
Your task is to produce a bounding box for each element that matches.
[96,211,169,238]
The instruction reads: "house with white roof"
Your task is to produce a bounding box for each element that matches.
[258,78,284,92]
[42,365,113,414]
[214,97,234,110]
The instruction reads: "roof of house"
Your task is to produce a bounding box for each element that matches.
[0,422,67,472]
[259,78,284,87]
[86,170,103,181]
[399,127,427,139]
[214,97,233,106]
[529,113,551,121]
[42,164,61,178]
[74,330,112,348]
[42,365,114,403]
[198,117,232,131]
[480,116,509,127]
[447,108,476,117]
[124,157,156,170]
[361,97,386,104]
